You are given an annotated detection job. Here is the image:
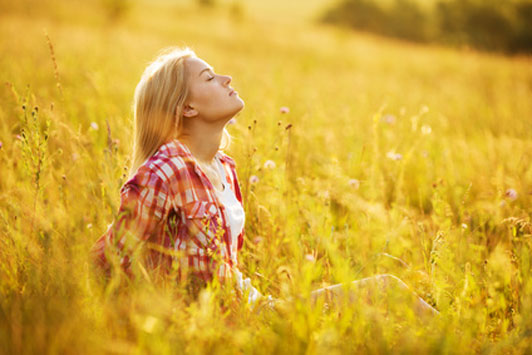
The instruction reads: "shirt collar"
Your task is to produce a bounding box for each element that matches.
[162,138,236,169]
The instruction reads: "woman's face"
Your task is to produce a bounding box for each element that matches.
[183,57,245,124]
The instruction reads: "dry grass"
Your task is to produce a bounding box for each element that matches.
[1,0,531,353]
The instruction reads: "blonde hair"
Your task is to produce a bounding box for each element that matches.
[128,46,231,179]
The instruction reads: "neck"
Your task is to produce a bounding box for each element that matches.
[179,120,225,164]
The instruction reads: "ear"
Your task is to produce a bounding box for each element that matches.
[182,104,198,118]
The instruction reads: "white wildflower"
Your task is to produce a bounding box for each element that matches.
[348,178,360,190]
[263,160,276,169]
[421,124,432,135]
[505,188,518,201]
[386,150,402,161]
[381,114,396,125]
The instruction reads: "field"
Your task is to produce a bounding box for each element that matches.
[1,0,532,353]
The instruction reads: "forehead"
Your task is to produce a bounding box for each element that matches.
[185,57,213,75]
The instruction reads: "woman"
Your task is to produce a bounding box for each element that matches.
[90,46,439,316]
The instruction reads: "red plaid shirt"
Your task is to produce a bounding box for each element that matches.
[90,138,246,288]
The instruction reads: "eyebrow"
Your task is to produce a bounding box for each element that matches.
[198,67,214,77]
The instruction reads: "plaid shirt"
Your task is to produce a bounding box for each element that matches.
[90,138,247,290]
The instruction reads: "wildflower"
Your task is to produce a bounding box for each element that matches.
[90,122,99,130]
[421,124,432,135]
[228,118,236,125]
[420,105,429,114]
[86,223,93,229]
[386,150,402,161]
[263,160,276,169]
[113,138,120,146]
[142,316,159,334]
[319,190,330,200]
[253,236,263,244]
[15,134,22,141]
[72,153,80,162]
[305,254,316,263]
[381,114,396,125]
[461,223,468,230]
[505,188,518,201]
[280,106,290,114]
[249,175,259,184]
[0,141,2,149]
[348,178,360,190]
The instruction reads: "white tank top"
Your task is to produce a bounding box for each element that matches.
[214,156,245,258]
[214,156,264,306]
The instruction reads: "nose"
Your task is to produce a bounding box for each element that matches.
[222,75,232,86]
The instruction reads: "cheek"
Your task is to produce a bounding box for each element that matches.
[200,85,221,101]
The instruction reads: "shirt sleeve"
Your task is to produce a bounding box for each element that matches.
[90,169,170,278]
[233,267,262,305]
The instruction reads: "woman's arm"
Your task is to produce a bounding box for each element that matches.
[90,170,170,279]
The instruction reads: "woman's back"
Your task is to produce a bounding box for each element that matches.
[90,138,245,288]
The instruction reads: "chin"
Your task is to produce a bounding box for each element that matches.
[233,100,245,115]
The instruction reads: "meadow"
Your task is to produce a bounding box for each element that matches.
[1,0,532,353]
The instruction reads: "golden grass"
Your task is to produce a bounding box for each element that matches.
[1,0,531,353]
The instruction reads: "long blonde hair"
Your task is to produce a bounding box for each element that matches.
[128,46,231,179]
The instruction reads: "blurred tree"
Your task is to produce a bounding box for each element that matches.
[511,2,532,52]
[198,0,216,7]
[101,0,132,21]
[321,0,532,54]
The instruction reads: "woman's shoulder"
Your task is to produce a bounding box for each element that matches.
[216,150,237,169]
[133,151,188,184]
[122,142,191,194]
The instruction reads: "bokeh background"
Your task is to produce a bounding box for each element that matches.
[1,0,532,353]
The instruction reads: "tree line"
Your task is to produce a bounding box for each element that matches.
[320,0,532,54]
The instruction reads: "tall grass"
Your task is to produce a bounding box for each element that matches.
[0,0,531,353]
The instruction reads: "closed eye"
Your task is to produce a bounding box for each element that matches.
[207,76,214,81]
